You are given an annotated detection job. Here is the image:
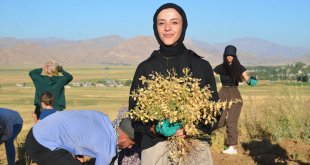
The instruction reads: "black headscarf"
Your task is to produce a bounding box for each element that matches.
[153,3,187,57]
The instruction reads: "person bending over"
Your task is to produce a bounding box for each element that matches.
[0,108,23,165]
[25,110,135,165]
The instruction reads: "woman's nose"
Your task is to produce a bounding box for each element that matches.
[165,23,171,31]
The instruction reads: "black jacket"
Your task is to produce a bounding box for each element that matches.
[129,49,219,149]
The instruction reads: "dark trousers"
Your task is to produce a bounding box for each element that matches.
[34,106,41,120]
[4,124,22,165]
[25,129,81,165]
[217,86,243,146]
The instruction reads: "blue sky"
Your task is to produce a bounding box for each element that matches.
[0,0,310,48]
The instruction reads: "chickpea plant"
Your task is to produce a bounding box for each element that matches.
[129,68,235,163]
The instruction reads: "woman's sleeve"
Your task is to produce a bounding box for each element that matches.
[129,65,144,111]
[213,65,220,75]
[56,69,73,87]
[29,68,45,87]
[29,68,43,81]
[60,69,73,85]
[205,62,219,101]
[129,64,158,146]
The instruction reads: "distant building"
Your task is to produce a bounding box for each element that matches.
[16,83,26,87]
[69,80,123,88]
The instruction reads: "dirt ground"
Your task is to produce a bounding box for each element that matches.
[211,139,310,165]
[20,140,310,165]
[2,133,309,165]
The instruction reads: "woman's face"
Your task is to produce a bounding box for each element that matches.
[44,62,58,76]
[117,129,135,149]
[156,8,183,46]
[226,55,234,65]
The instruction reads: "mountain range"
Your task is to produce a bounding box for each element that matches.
[1,35,309,66]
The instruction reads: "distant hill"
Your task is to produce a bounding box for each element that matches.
[0,36,309,66]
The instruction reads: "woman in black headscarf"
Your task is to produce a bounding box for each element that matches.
[129,3,218,164]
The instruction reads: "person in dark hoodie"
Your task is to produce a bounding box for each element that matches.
[0,108,23,165]
[129,3,219,164]
[29,60,73,122]
[213,45,257,155]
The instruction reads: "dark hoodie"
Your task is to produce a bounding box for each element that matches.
[29,68,73,110]
[129,3,219,150]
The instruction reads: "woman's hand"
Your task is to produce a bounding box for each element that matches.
[155,120,182,137]
[175,128,186,138]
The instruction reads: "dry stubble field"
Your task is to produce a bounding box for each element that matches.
[0,65,309,165]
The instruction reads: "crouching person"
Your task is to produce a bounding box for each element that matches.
[25,110,135,165]
[0,108,23,165]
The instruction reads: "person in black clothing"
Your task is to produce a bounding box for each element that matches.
[129,3,219,164]
[213,45,257,155]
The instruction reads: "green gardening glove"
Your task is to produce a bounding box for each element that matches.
[247,76,257,86]
[155,119,182,137]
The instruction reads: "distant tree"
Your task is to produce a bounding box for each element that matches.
[97,80,107,85]
[295,62,306,70]
[247,63,310,81]
[124,80,132,86]
[297,75,309,82]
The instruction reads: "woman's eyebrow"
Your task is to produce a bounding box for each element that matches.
[157,18,180,21]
